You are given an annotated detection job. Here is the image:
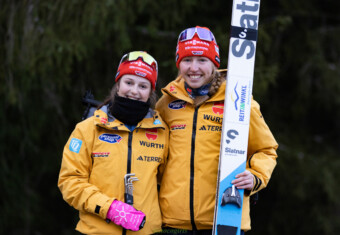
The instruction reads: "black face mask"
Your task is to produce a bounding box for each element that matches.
[110,95,150,125]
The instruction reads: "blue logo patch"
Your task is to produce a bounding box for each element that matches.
[233,82,240,111]
[153,119,161,125]
[69,138,82,153]
[135,71,147,77]
[99,134,122,143]
[192,51,203,55]
[168,100,186,110]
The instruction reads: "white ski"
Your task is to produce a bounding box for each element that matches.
[213,0,261,234]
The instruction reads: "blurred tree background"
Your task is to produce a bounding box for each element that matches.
[1,0,340,234]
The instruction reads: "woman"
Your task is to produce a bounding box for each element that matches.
[58,51,168,234]
[156,26,278,234]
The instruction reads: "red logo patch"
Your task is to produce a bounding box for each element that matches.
[170,85,175,92]
[171,124,186,130]
[146,129,158,141]
[212,101,224,115]
[100,117,108,124]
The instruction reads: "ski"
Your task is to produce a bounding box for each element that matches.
[212,0,261,234]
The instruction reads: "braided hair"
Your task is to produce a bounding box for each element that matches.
[193,69,226,107]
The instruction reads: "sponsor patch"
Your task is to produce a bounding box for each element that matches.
[215,45,220,54]
[203,114,223,124]
[170,85,176,92]
[171,124,186,130]
[92,152,110,157]
[137,155,162,162]
[99,134,122,143]
[199,125,222,132]
[231,82,248,122]
[215,56,220,64]
[168,100,186,110]
[153,119,161,125]
[192,51,204,55]
[69,138,82,153]
[146,129,158,141]
[135,71,147,77]
[100,117,108,124]
[139,141,165,149]
[212,101,224,115]
[226,129,239,144]
[225,147,245,155]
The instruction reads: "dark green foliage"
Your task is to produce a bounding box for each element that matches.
[1,0,340,234]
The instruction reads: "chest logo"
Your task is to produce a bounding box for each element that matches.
[99,134,122,143]
[100,117,108,124]
[171,124,186,130]
[212,101,224,115]
[168,100,186,110]
[92,152,110,157]
[146,129,158,141]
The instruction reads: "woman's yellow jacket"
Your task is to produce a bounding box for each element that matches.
[58,107,169,234]
[156,76,278,231]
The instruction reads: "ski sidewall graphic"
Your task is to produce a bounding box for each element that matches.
[213,0,260,234]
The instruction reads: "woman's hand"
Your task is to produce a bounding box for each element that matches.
[231,170,254,191]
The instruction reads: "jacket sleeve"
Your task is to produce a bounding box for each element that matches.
[157,125,169,185]
[246,99,278,195]
[57,120,114,219]
[155,95,167,121]
[155,99,170,184]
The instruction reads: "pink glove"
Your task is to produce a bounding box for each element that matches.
[106,200,146,231]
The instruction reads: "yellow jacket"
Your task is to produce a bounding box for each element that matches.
[58,107,169,234]
[156,76,278,231]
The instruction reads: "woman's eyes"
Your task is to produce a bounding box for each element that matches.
[199,58,208,62]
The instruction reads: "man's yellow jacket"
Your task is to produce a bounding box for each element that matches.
[58,107,169,234]
[155,76,278,231]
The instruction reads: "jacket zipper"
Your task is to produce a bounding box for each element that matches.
[127,132,133,174]
[190,106,199,231]
[123,132,133,235]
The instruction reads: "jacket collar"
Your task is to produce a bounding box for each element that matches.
[162,70,227,103]
[93,106,165,131]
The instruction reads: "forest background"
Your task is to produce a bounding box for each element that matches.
[1,0,340,234]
